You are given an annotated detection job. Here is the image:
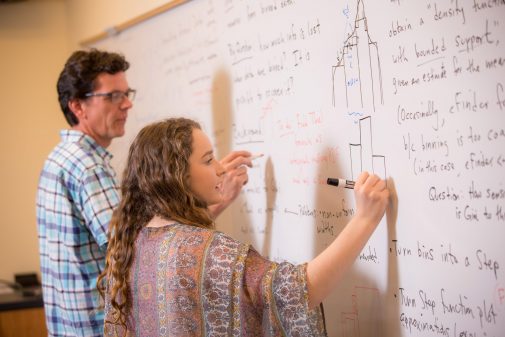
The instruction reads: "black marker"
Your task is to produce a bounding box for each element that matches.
[327,178,355,189]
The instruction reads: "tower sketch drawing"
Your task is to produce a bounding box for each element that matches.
[349,116,386,181]
[332,0,384,114]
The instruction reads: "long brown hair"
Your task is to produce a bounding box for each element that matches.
[98,117,214,329]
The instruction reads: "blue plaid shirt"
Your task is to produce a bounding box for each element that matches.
[36,130,119,337]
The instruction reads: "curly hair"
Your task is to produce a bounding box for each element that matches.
[97,117,214,331]
[57,49,130,126]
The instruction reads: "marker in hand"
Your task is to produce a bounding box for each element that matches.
[250,153,264,161]
[327,178,355,189]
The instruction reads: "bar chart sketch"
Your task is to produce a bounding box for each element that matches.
[340,286,381,337]
[349,116,386,181]
[332,0,384,114]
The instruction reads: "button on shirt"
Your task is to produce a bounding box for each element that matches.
[36,130,119,337]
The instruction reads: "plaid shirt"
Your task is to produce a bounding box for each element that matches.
[36,130,119,337]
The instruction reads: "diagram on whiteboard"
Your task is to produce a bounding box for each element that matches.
[349,116,386,181]
[340,286,381,337]
[332,0,384,114]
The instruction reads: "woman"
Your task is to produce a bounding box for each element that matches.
[99,118,389,336]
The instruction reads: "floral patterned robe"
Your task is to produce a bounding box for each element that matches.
[104,223,327,336]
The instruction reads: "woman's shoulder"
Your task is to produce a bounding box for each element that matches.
[141,222,249,253]
[177,223,249,252]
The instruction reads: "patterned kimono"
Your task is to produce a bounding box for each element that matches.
[104,223,327,336]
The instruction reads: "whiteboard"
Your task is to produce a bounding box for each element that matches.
[92,0,505,335]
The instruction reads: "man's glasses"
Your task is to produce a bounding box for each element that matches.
[84,88,136,104]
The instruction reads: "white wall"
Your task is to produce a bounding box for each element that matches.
[66,0,173,49]
[0,0,68,281]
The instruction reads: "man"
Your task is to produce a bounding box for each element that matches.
[36,49,133,336]
[36,49,251,336]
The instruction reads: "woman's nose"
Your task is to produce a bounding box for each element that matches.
[215,160,226,176]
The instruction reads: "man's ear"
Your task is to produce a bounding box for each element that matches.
[68,99,86,122]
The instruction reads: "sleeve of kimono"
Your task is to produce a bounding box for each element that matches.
[243,248,327,336]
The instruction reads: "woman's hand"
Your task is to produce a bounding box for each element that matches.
[353,172,390,227]
[208,151,252,218]
[306,171,389,309]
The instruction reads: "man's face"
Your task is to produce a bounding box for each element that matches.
[75,72,132,147]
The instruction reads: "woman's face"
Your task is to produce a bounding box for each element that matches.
[188,128,226,205]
